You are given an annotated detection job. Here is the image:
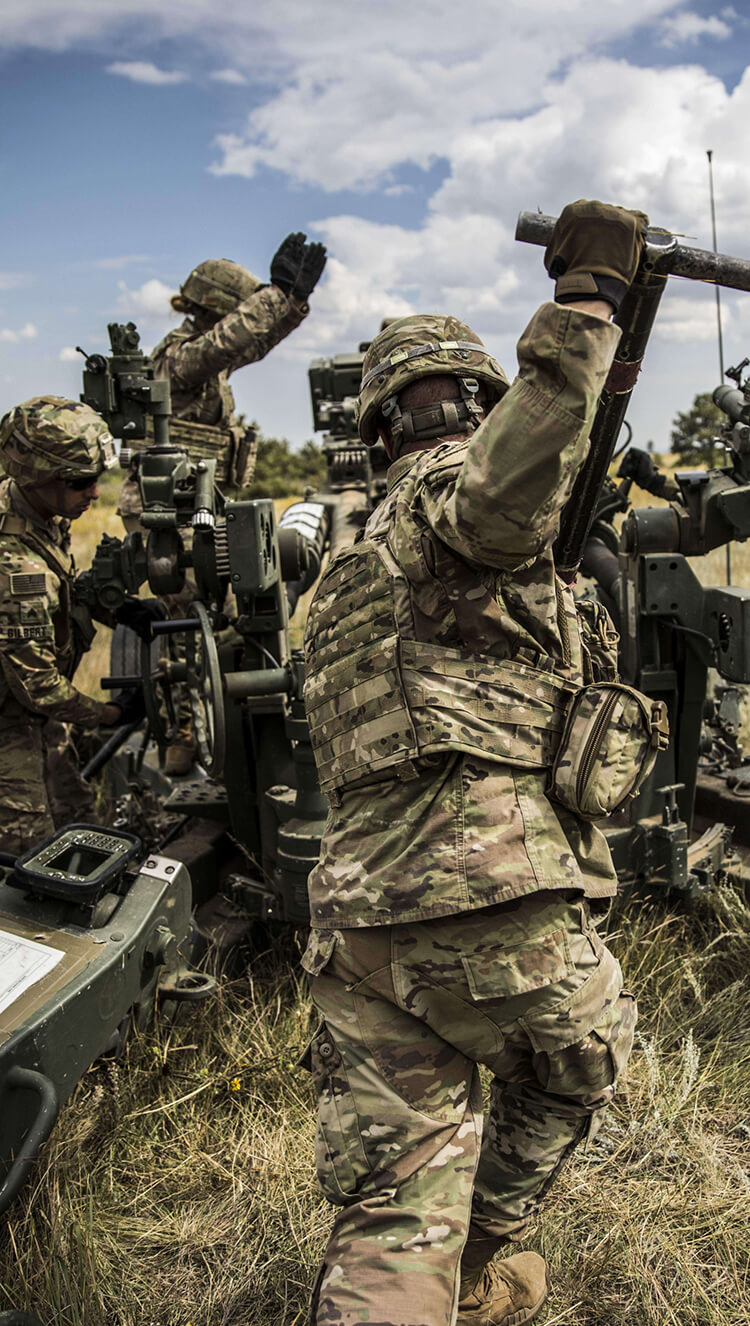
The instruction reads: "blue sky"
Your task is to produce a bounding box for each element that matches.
[2,1,750,452]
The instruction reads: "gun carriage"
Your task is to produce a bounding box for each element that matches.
[71,326,394,929]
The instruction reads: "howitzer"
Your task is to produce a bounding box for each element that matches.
[515,211,750,578]
[577,360,750,896]
[77,321,407,931]
[1,321,342,1215]
[75,322,377,933]
[77,322,400,927]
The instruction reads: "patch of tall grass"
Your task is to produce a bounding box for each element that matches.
[1,892,748,1325]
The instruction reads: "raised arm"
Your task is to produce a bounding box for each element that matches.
[418,200,648,569]
[419,300,620,569]
[161,285,309,389]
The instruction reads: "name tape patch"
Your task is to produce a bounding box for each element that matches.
[0,624,53,642]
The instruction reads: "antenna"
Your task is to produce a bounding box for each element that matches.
[707,150,725,383]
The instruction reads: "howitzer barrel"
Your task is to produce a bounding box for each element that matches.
[516,213,750,292]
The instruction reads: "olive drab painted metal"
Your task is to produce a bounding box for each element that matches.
[77,321,332,927]
[0,850,212,1216]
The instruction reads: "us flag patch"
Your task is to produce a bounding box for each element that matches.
[9,572,46,597]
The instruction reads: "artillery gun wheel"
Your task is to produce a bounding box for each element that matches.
[185,601,226,778]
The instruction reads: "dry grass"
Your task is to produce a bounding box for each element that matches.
[2,895,748,1325]
[1,467,749,1324]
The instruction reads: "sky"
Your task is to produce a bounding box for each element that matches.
[2,0,750,453]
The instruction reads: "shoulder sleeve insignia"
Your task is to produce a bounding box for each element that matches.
[9,572,46,597]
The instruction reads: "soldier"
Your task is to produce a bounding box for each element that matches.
[301,202,647,1325]
[0,397,161,854]
[118,233,327,522]
[119,232,327,774]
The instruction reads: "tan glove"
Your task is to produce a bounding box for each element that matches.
[544,199,649,313]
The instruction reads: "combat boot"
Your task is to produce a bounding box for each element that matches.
[164,738,196,776]
[457,1225,547,1326]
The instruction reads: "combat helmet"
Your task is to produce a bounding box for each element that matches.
[357,314,510,454]
[0,396,116,484]
[175,259,262,318]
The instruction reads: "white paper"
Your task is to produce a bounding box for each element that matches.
[0,928,65,1016]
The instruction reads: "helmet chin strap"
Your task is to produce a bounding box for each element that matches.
[382,378,485,459]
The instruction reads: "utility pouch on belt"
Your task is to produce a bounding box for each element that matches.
[550,682,669,820]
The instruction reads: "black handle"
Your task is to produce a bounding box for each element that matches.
[100,675,140,690]
[151,618,201,636]
[0,1066,59,1215]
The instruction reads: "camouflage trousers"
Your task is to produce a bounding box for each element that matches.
[0,714,96,854]
[301,890,636,1326]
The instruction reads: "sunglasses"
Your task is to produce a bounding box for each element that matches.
[64,473,101,492]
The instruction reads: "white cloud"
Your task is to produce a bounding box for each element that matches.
[658,11,731,45]
[107,61,188,85]
[59,346,81,361]
[114,277,174,322]
[0,272,30,290]
[654,289,731,342]
[2,0,750,448]
[208,1,679,191]
[0,323,37,343]
[432,59,750,240]
[210,68,247,85]
[268,55,750,375]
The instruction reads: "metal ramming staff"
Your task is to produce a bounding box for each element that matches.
[515,211,750,578]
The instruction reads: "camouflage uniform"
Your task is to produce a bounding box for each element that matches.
[302,302,637,1325]
[151,282,308,427]
[0,400,115,854]
[117,273,309,521]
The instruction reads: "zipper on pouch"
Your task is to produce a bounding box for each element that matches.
[575,685,656,808]
[575,689,620,807]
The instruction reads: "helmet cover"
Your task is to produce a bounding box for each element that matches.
[0,396,116,483]
[179,259,262,316]
[357,314,510,446]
